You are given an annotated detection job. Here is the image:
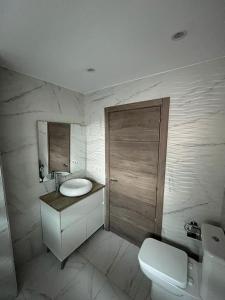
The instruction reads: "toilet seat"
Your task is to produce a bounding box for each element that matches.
[138,238,188,289]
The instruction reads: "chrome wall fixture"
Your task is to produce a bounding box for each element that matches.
[184,221,201,240]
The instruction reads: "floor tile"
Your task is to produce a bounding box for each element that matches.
[79,229,151,299]
[78,229,130,275]
[55,262,130,300]
[16,229,151,300]
[17,252,88,299]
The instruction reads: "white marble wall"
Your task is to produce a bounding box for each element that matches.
[1,57,225,268]
[0,67,85,266]
[0,156,17,299]
[84,58,225,255]
[70,123,86,173]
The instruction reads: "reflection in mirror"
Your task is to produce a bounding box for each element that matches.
[0,155,17,298]
[37,121,85,182]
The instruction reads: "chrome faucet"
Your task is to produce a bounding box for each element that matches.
[55,173,62,192]
[51,171,61,192]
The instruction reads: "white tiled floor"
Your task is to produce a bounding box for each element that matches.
[16,229,151,300]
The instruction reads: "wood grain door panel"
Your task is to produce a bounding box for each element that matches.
[110,170,157,205]
[109,192,156,222]
[110,141,159,175]
[110,215,155,245]
[110,208,155,235]
[109,106,160,142]
[105,98,170,245]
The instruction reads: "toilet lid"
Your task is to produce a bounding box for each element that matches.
[138,238,188,288]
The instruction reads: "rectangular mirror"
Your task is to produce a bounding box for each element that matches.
[37,121,85,182]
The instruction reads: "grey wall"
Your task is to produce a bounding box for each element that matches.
[221,190,225,230]
[0,67,85,266]
[84,57,225,255]
[0,156,17,299]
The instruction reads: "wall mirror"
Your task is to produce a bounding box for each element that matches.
[37,121,85,182]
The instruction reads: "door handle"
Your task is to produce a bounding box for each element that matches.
[110,178,118,182]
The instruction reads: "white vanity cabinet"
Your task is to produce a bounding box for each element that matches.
[40,188,104,265]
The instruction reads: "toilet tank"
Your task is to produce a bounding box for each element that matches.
[200,224,225,300]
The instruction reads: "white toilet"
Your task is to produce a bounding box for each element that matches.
[138,224,225,300]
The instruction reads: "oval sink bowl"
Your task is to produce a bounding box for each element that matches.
[60,178,93,197]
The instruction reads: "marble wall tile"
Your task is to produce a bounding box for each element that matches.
[0,67,85,266]
[84,58,225,255]
[70,123,86,173]
[1,56,225,270]
[0,157,17,299]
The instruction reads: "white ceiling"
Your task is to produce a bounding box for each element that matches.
[0,0,225,94]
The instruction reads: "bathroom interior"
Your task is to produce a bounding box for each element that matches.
[0,1,225,300]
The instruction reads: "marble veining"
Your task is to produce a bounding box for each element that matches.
[16,229,151,300]
[1,57,225,267]
[2,83,47,104]
[0,156,17,299]
[0,67,85,266]
[84,57,225,255]
[78,230,151,300]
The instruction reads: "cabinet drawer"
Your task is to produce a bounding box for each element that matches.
[61,189,104,230]
[87,204,104,238]
[61,217,86,260]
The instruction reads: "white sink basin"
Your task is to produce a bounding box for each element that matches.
[60,178,93,197]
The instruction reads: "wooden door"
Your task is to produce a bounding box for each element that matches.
[48,122,70,172]
[105,98,169,245]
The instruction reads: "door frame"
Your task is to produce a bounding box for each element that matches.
[104,98,170,236]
